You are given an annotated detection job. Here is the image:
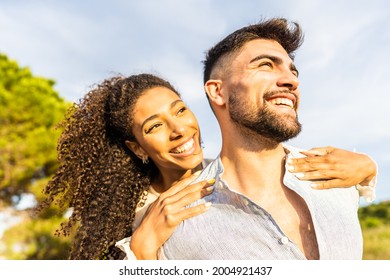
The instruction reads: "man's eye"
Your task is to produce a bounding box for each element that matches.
[292,70,299,77]
[177,107,187,115]
[259,62,272,68]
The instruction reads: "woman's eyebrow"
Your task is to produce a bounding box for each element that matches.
[141,99,183,128]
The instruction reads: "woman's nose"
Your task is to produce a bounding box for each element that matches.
[169,120,186,140]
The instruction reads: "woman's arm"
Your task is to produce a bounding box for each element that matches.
[287,146,377,200]
[118,172,215,260]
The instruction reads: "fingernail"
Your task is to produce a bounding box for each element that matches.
[294,173,305,178]
[207,178,216,184]
[310,183,318,189]
[193,170,202,176]
[287,158,293,164]
[205,186,215,192]
[204,202,212,208]
[287,165,294,171]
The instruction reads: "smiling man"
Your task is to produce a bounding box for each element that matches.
[161,18,368,260]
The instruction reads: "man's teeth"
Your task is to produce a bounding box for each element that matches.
[171,138,194,154]
[269,98,294,108]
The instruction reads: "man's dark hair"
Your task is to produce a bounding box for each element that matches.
[203,17,304,85]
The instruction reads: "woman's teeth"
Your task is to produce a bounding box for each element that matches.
[171,138,194,154]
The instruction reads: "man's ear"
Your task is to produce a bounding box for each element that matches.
[125,140,147,160]
[204,79,226,106]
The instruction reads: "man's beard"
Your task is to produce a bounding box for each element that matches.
[229,91,302,143]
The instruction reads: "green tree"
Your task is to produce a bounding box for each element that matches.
[0,54,72,259]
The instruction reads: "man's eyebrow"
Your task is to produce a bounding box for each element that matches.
[141,99,183,128]
[250,54,299,75]
[249,54,282,64]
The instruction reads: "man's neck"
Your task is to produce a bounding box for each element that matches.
[219,133,287,201]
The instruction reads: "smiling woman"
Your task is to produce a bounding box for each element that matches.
[126,86,204,192]
[37,73,213,260]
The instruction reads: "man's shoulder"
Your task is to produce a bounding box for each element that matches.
[283,144,306,158]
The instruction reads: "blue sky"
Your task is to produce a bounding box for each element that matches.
[1,0,389,202]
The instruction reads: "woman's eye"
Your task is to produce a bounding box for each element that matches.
[145,123,161,134]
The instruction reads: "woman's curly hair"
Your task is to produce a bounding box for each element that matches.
[39,73,180,259]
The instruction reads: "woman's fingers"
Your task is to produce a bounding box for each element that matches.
[288,159,334,173]
[291,169,337,181]
[310,179,346,189]
[162,170,203,196]
[146,180,214,228]
[156,179,215,218]
[288,151,338,173]
[300,146,334,157]
[168,179,215,209]
[163,202,212,228]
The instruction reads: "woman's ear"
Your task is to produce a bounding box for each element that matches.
[125,140,147,160]
[204,79,226,106]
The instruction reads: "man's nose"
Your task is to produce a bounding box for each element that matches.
[277,70,299,90]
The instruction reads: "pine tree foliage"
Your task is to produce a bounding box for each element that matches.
[0,54,72,259]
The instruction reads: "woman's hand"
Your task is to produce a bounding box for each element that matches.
[287,146,377,189]
[130,172,215,260]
